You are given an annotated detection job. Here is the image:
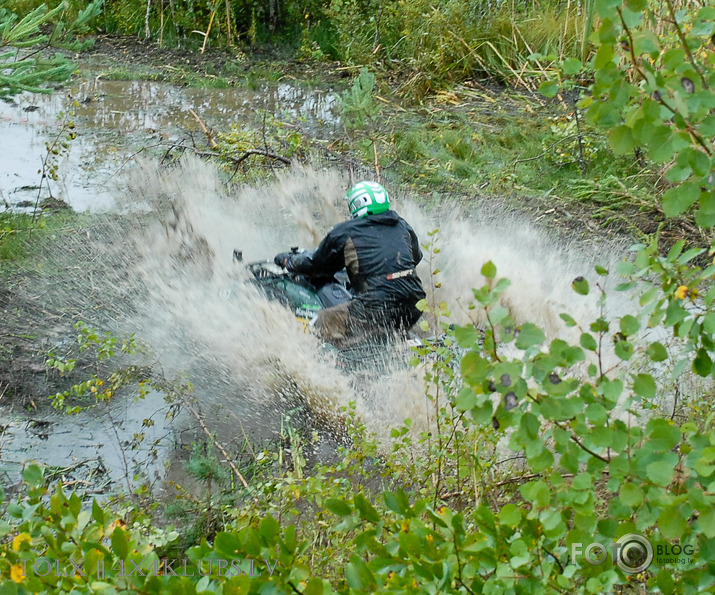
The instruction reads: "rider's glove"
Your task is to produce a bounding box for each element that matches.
[274,252,292,268]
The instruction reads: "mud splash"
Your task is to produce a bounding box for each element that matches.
[1,79,642,495]
[116,156,634,453]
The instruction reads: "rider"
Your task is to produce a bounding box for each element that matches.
[275,181,426,348]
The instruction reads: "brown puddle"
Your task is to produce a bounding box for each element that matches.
[0,79,341,497]
[1,79,339,212]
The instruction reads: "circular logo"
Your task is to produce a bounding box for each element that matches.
[615,534,654,574]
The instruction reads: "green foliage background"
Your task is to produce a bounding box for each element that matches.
[5,0,595,92]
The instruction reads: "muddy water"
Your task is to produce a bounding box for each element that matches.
[1,78,342,495]
[1,79,339,211]
[0,391,174,494]
[1,76,636,499]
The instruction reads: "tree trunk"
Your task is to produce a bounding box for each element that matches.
[268,0,278,32]
[144,0,152,39]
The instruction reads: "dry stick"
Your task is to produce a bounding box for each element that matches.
[168,0,179,44]
[561,0,571,61]
[225,0,232,45]
[663,0,708,89]
[372,138,381,183]
[196,148,291,166]
[483,40,534,91]
[617,9,712,156]
[200,5,218,54]
[159,0,164,47]
[189,108,218,148]
[144,0,152,39]
[513,134,580,169]
[182,400,250,489]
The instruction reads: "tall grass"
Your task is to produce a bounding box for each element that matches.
[7,0,599,91]
[318,0,597,96]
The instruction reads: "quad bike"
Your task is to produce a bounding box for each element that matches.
[233,247,422,371]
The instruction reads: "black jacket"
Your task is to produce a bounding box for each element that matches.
[286,211,426,312]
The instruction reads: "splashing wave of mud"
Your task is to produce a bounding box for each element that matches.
[113,156,636,450]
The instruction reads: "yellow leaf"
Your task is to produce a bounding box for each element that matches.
[11,564,25,583]
[12,532,31,551]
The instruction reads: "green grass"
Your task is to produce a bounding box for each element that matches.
[375,90,650,219]
[0,211,84,266]
[0,213,37,262]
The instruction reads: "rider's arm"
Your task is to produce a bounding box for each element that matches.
[407,224,423,266]
[286,230,345,276]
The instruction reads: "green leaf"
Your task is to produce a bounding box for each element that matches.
[91,499,105,526]
[304,578,324,595]
[520,480,550,508]
[632,29,660,55]
[260,514,281,541]
[455,388,477,411]
[693,347,713,377]
[488,305,509,325]
[617,260,636,275]
[619,315,640,337]
[681,147,711,178]
[560,313,577,327]
[647,418,681,452]
[646,460,675,486]
[662,182,701,217]
[383,489,411,516]
[481,261,497,279]
[325,498,352,517]
[460,351,489,382]
[698,508,715,538]
[657,568,676,595]
[658,508,687,539]
[528,446,555,472]
[22,464,44,488]
[562,57,583,75]
[539,80,560,98]
[111,527,128,560]
[345,554,376,590]
[619,483,644,506]
[398,531,422,556]
[633,373,656,398]
[580,333,598,351]
[572,276,589,295]
[454,325,480,347]
[609,125,636,154]
[214,532,242,557]
[353,493,380,523]
[615,339,634,360]
[600,378,624,402]
[662,48,686,71]
[515,323,545,349]
[646,341,668,362]
[498,503,522,527]
[701,114,715,137]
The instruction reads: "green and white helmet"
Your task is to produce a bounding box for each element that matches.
[345,181,390,219]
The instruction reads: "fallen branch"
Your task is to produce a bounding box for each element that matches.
[181,399,250,489]
[196,148,291,166]
[188,108,218,148]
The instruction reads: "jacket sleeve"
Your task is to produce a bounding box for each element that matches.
[286,230,345,277]
[407,224,423,266]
